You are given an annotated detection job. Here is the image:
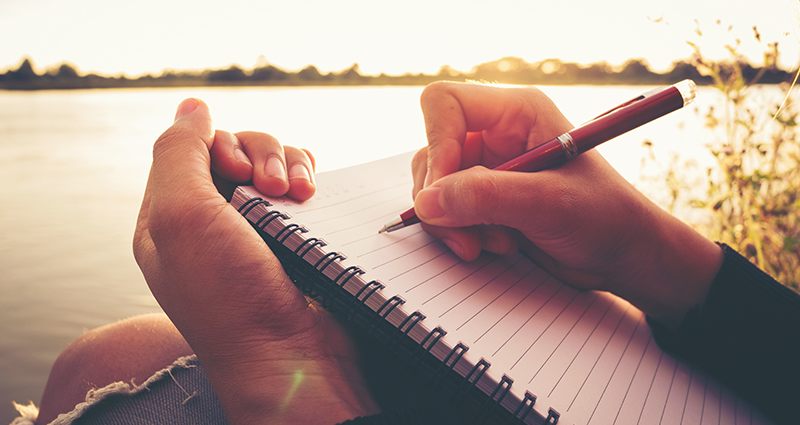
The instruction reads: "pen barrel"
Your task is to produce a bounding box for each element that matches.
[569,85,684,154]
[494,85,685,173]
[495,138,568,172]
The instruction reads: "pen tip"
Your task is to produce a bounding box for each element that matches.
[379,217,404,234]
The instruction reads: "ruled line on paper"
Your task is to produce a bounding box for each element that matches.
[586,316,645,423]
[294,181,410,214]
[349,227,423,249]
[456,267,538,333]
[492,284,563,358]
[405,260,462,292]
[698,374,708,425]
[636,351,665,425]
[324,215,392,236]
[528,294,600,383]
[567,304,633,411]
[679,367,695,425]
[422,256,496,305]
[475,275,550,345]
[371,239,440,269]
[390,250,450,281]
[612,334,655,424]
[306,194,404,225]
[548,300,615,399]
[510,291,581,370]
[438,257,524,318]
[658,354,681,425]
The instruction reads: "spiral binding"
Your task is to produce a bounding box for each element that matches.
[275,223,307,243]
[387,310,425,352]
[256,210,290,230]
[510,392,537,425]
[233,188,561,425]
[478,374,513,423]
[453,358,490,404]
[409,327,446,372]
[368,295,405,335]
[237,197,267,216]
[289,237,327,294]
[544,409,560,424]
[312,251,347,284]
[328,265,365,309]
[432,342,469,389]
[346,280,384,320]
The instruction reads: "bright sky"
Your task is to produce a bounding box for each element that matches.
[1,0,798,77]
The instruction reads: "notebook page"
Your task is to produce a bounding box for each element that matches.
[248,151,771,425]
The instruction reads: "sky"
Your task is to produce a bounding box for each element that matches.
[1,0,798,77]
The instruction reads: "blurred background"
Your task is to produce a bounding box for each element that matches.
[1,0,798,423]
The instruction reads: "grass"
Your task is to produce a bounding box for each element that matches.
[640,28,800,291]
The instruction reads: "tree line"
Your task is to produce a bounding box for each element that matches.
[0,56,793,90]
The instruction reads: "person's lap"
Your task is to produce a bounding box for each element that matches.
[30,312,470,425]
[34,314,195,425]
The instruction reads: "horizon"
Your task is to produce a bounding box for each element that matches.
[1,0,798,78]
[6,51,790,80]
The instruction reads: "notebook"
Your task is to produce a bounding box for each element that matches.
[230,151,772,425]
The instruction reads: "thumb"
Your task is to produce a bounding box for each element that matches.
[135,98,217,261]
[149,98,215,198]
[414,166,549,232]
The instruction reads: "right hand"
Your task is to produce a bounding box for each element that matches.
[411,81,723,328]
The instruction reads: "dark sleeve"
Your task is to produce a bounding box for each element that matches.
[648,243,800,425]
[337,406,428,425]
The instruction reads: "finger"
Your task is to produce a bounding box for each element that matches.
[285,146,316,201]
[479,225,519,256]
[413,159,571,231]
[411,147,428,197]
[234,131,290,197]
[420,82,572,184]
[301,148,316,172]
[418,223,518,262]
[420,223,483,262]
[210,130,254,183]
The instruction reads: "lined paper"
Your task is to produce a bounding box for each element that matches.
[241,151,772,425]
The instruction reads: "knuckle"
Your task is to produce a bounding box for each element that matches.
[412,146,428,170]
[420,80,452,101]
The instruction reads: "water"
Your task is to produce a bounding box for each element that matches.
[0,84,747,423]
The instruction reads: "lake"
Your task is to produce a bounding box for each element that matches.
[0,83,766,423]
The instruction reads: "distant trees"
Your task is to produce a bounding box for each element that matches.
[207,65,248,82]
[3,58,38,81]
[252,65,290,82]
[54,63,79,79]
[0,55,793,90]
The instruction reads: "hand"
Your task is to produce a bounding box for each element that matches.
[133,99,378,424]
[411,82,723,328]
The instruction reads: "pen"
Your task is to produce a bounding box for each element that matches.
[379,79,698,234]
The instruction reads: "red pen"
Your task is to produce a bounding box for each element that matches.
[378,79,697,234]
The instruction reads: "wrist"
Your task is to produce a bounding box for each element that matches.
[207,356,378,425]
[608,206,723,329]
[176,305,380,425]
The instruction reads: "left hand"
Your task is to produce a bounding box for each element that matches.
[133,98,379,425]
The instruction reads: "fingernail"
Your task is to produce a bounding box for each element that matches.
[234,147,251,166]
[265,156,286,180]
[174,98,199,122]
[415,186,446,220]
[288,164,310,181]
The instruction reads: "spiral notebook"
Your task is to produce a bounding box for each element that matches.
[230,151,772,425]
